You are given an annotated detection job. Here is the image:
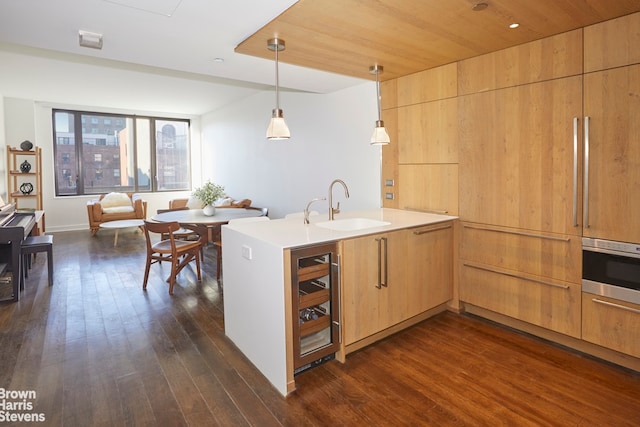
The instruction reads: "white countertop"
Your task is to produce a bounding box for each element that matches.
[223,208,458,249]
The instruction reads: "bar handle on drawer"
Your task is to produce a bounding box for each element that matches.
[573,117,579,227]
[592,298,640,315]
[463,224,570,242]
[463,262,570,289]
[584,116,590,228]
[413,224,452,235]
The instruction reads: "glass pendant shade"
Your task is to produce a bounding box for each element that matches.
[266,38,290,140]
[370,121,391,145]
[370,64,390,145]
[267,108,290,140]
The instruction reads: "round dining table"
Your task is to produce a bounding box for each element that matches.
[150,208,265,243]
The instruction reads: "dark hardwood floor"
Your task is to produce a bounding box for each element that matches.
[1,228,640,426]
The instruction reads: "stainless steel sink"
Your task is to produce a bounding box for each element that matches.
[315,217,391,231]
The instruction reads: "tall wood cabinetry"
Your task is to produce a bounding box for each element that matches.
[580,13,640,358]
[582,13,640,244]
[378,12,640,366]
[341,222,453,351]
[457,30,584,338]
[7,146,43,210]
[381,64,459,215]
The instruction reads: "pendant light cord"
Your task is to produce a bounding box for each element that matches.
[275,45,280,111]
[375,69,382,121]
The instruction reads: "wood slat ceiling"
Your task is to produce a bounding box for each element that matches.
[236,0,640,82]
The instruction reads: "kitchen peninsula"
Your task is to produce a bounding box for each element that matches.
[222,208,457,396]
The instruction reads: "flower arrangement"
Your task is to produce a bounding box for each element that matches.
[192,180,225,206]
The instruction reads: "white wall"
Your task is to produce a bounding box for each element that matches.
[201,84,381,219]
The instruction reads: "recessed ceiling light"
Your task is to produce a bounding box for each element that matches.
[509,23,520,29]
[213,57,224,63]
[472,2,488,11]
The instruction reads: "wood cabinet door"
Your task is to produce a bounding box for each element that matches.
[459,76,583,235]
[342,233,385,344]
[583,64,640,243]
[398,98,458,164]
[584,12,640,73]
[460,223,581,285]
[341,230,410,345]
[398,164,458,215]
[460,262,581,338]
[582,293,640,358]
[405,223,453,318]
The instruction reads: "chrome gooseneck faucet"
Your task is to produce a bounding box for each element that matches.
[328,179,350,220]
[304,197,325,224]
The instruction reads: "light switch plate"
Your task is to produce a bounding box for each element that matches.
[242,245,252,260]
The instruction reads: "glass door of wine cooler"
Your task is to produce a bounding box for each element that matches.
[291,242,340,373]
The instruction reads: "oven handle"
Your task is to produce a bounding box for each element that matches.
[592,298,640,315]
[582,245,640,260]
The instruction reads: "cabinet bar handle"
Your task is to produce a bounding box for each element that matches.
[375,238,382,289]
[413,224,452,235]
[333,255,342,343]
[463,262,570,289]
[592,298,640,315]
[584,116,590,228]
[405,206,449,214]
[572,117,579,227]
[381,237,388,287]
[463,224,570,242]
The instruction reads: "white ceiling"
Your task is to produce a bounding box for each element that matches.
[0,0,366,113]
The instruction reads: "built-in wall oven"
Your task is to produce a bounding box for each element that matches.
[582,237,640,304]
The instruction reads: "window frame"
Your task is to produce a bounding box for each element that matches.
[52,109,191,196]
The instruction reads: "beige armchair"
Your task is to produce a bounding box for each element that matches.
[87,192,147,236]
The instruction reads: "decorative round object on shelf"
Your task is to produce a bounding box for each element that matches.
[20,140,34,151]
[20,160,32,173]
[20,182,34,195]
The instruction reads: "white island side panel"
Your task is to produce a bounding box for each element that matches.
[222,226,288,395]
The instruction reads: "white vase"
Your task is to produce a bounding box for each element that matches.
[202,204,216,216]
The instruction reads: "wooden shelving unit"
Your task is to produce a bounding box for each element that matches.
[7,146,42,210]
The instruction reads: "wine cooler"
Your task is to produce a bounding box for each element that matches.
[291,242,340,374]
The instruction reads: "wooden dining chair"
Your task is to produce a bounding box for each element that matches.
[142,220,202,295]
[156,208,205,261]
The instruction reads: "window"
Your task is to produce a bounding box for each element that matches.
[52,110,191,195]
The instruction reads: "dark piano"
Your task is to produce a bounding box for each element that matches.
[0,202,36,302]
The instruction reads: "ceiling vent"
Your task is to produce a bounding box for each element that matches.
[78,30,103,50]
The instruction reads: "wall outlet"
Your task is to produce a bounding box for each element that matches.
[241,245,252,260]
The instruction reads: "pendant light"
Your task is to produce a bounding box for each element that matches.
[266,38,290,140]
[369,65,390,145]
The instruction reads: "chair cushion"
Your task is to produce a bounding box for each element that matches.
[101,192,133,211]
[23,235,54,247]
[101,192,132,208]
[217,197,233,206]
[102,205,135,214]
[186,195,205,209]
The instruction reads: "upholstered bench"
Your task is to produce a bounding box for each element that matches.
[21,234,54,288]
